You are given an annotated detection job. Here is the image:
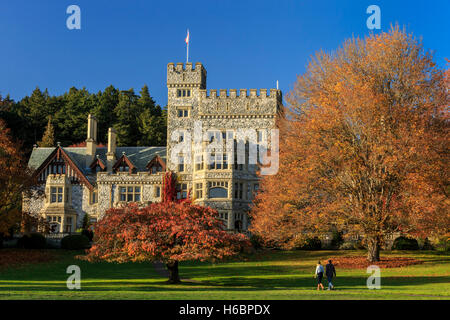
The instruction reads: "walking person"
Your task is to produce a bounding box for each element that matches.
[326,259,336,290]
[315,261,325,290]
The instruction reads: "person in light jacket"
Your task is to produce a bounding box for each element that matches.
[315,261,325,290]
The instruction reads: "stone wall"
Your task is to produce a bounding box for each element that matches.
[96,171,164,218]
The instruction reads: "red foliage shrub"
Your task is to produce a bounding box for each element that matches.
[84,202,250,264]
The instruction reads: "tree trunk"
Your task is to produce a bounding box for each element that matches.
[166,260,181,284]
[367,236,381,262]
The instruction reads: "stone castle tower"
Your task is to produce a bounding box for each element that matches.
[166,62,282,231]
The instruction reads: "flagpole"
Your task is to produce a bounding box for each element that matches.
[186,29,189,63]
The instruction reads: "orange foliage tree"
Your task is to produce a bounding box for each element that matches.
[250,27,449,262]
[0,119,37,240]
[85,202,249,283]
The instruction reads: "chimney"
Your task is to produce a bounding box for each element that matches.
[106,127,117,172]
[85,114,98,168]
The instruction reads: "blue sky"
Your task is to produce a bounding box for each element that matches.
[0,0,448,107]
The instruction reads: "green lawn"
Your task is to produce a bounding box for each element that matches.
[0,249,449,300]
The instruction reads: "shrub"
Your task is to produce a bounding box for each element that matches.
[339,240,365,250]
[434,236,450,251]
[81,229,94,242]
[61,234,90,250]
[419,238,434,250]
[330,230,344,249]
[17,233,47,249]
[392,236,419,250]
[250,234,263,250]
[339,242,356,250]
[298,237,322,250]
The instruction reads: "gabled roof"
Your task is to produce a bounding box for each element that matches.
[112,153,137,173]
[28,146,167,175]
[89,156,106,171]
[146,155,167,171]
[30,146,95,191]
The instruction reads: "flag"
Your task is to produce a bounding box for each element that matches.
[185,29,190,45]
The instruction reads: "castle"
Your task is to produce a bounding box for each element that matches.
[23,62,283,234]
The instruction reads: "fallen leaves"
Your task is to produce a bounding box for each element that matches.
[0,249,56,269]
[327,256,423,269]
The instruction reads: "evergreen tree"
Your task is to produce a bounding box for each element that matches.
[138,107,167,146]
[114,89,140,146]
[136,85,166,146]
[21,87,49,143]
[37,117,55,147]
[55,87,97,145]
[94,85,119,144]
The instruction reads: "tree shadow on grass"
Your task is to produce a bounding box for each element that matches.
[1,274,448,295]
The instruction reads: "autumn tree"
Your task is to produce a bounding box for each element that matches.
[37,117,55,147]
[85,202,249,283]
[250,27,449,262]
[0,119,38,243]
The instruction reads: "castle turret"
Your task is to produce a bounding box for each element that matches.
[167,62,206,89]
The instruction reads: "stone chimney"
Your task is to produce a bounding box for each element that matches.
[85,114,98,168]
[106,127,117,172]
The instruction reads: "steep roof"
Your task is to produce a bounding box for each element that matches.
[28,146,167,175]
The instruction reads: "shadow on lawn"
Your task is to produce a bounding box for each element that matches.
[1,249,448,295]
[1,274,449,293]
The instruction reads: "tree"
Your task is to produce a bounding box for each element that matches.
[250,27,449,262]
[20,87,49,144]
[93,85,119,144]
[137,85,166,146]
[114,89,141,146]
[85,202,249,283]
[37,117,55,147]
[55,87,97,145]
[0,119,37,240]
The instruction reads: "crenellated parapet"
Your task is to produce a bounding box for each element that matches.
[197,88,282,116]
[167,62,207,88]
[199,88,281,99]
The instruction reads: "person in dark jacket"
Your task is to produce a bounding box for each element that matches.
[325,260,336,290]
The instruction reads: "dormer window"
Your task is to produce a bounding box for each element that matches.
[146,155,166,174]
[113,154,136,174]
[89,157,106,173]
[151,164,163,174]
[177,89,191,97]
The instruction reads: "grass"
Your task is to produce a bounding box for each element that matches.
[0,249,449,300]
